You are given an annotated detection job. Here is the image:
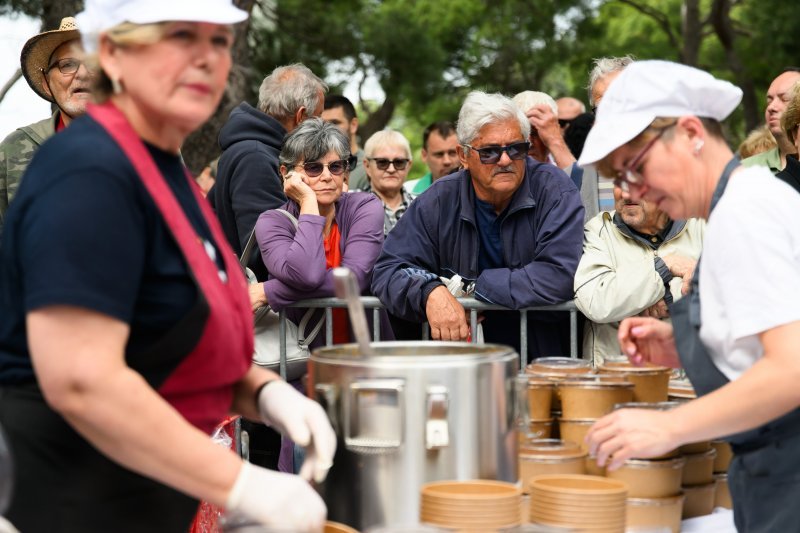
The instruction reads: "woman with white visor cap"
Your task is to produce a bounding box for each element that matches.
[0,0,334,531]
[581,60,800,532]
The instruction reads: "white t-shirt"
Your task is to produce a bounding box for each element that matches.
[699,165,800,381]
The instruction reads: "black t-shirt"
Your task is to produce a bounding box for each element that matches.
[0,115,218,385]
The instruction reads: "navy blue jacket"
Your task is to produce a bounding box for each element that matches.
[372,157,584,358]
[209,102,287,280]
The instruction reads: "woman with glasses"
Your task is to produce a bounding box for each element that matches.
[0,2,334,531]
[362,129,415,235]
[581,61,800,531]
[249,117,391,351]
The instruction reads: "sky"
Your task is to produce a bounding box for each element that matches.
[0,14,51,140]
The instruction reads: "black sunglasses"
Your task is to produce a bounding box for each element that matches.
[558,118,574,128]
[463,141,530,164]
[295,159,350,178]
[368,157,410,171]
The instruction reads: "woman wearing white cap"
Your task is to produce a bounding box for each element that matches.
[580,60,800,531]
[0,1,334,531]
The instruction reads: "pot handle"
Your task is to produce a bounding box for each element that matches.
[425,385,449,450]
[344,379,405,454]
[314,383,339,434]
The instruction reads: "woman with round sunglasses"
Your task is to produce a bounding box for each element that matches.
[580,60,800,531]
[250,118,392,353]
[363,129,415,235]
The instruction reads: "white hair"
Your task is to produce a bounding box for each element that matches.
[512,91,558,116]
[257,63,328,120]
[587,55,635,105]
[456,91,530,145]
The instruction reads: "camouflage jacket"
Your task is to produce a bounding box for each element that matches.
[0,112,58,236]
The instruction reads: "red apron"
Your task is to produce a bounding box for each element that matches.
[87,102,253,434]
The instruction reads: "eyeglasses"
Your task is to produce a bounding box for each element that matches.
[558,118,574,128]
[295,159,350,178]
[614,125,674,191]
[45,57,84,76]
[367,158,410,171]
[463,141,530,164]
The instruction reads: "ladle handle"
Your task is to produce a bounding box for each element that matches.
[332,267,373,356]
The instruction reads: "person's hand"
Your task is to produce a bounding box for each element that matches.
[617,317,680,368]
[283,170,317,207]
[248,282,268,312]
[226,461,326,531]
[586,409,680,471]
[638,299,669,319]
[526,105,566,149]
[257,380,337,483]
[662,254,697,295]
[425,285,469,341]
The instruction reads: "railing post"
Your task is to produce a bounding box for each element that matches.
[470,309,478,343]
[325,307,333,346]
[570,307,578,359]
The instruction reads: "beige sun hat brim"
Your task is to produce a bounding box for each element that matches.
[20,17,81,103]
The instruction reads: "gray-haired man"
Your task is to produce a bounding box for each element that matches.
[210,63,327,280]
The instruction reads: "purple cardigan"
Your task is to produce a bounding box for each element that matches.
[255,191,393,346]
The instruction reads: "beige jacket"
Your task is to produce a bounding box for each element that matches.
[574,211,705,364]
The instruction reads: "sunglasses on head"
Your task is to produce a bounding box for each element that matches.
[295,159,350,178]
[463,141,530,164]
[368,158,410,171]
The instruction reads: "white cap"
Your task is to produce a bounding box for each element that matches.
[77,0,249,53]
[578,60,743,167]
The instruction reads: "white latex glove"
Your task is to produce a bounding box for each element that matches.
[226,461,326,531]
[257,380,337,483]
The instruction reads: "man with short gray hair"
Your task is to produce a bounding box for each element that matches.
[372,91,584,361]
[211,63,327,280]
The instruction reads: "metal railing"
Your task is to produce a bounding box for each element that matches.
[276,297,579,376]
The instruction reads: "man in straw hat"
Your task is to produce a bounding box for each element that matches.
[0,17,92,236]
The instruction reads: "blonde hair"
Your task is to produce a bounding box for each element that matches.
[781,81,800,145]
[85,22,169,102]
[738,125,778,159]
[363,129,412,159]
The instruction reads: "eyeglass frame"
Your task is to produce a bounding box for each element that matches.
[462,140,531,165]
[44,57,84,76]
[613,124,676,192]
[366,157,410,171]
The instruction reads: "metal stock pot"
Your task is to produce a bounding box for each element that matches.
[308,342,520,531]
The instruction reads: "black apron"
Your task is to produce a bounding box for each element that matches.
[672,157,800,532]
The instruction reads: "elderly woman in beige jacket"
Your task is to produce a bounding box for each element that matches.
[574,184,705,364]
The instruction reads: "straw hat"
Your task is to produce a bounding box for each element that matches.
[20,17,81,103]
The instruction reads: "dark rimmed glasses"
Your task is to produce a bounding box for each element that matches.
[295,159,350,178]
[45,57,83,76]
[614,124,675,191]
[463,141,530,164]
[367,158,410,171]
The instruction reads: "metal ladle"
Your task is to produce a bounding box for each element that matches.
[332,267,374,357]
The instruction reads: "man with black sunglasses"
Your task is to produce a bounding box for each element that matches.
[1,17,92,237]
[373,91,584,361]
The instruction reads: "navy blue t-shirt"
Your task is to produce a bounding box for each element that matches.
[474,197,506,273]
[0,115,218,385]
